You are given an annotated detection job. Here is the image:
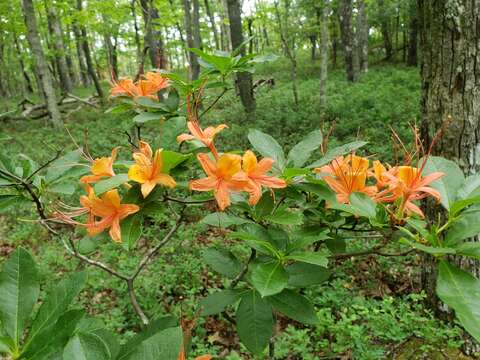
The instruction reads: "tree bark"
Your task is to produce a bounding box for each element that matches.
[227,0,256,116]
[13,35,34,93]
[72,22,89,86]
[21,0,62,126]
[220,0,231,51]
[419,0,480,354]
[46,3,72,93]
[356,0,368,72]
[379,0,393,60]
[183,0,200,80]
[77,0,104,98]
[131,0,143,65]
[140,0,167,69]
[407,0,418,66]
[319,2,329,108]
[338,0,357,82]
[204,0,220,49]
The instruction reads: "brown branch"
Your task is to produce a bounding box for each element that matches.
[25,150,62,181]
[127,278,149,325]
[199,87,229,118]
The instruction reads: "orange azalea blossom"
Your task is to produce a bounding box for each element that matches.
[242,150,286,205]
[80,147,119,184]
[110,72,169,99]
[385,165,444,218]
[80,188,140,242]
[177,349,212,360]
[128,141,176,198]
[189,153,249,210]
[177,121,227,159]
[315,154,377,203]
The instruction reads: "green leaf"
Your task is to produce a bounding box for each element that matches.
[121,213,143,250]
[0,247,39,346]
[423,156,464,211]
[266,289,318,325]
[287,129,323,167]
[202,248,243,278]
[457,174,480,200]
[119,326,183,360]
[200,289,243,316]
[449,196,480,217]
[287,229,330,253]
[45,149,84,183]
[253,192,275,218]
[0,336,14,353]
[285,250,329,267]
[247,129,285,172]
[161,151,191,173]
[93,174,129,195]
[455,242,480,260]
[436,261,480,342]
[286,262,331,287]
[264,208,303,225]
[307,141,368,168]
[236,291,273,354]
[399,238,455,256]
[229,231,278,257]
[133,112,163,124]
[134,97,170,110]
[26,272,87,349]
[201,212,250,228]
[445,211,480,245]
[158,116,186,149]
[118,316,178,360]
[349,192,377,218]
[63,330,116,360]
[251,261,288,297]
[0,195,25,213]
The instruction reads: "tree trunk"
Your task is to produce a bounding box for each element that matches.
[332,19,338,68]
[13,35,34,93]
[204,0,220,49]
[77,0,104,98]
[356,0,368,72]
[226,0,256,116]
[131,0,143,65]
[140,0,167,69]
[220,0,231,51]
[319,2,329,108]
[21,0,62,127]
[0,42,9,97]
[247,17,254,54]
[46,4,72,93]
[72,22,89,86]
[338,0,357,82]
[192,0,202,51]
[379,0,393,60]
[407,0,418,66]
[64,26,79,86]
[183,0,200,80]
[309,36,317,61]
[419,0,480,354]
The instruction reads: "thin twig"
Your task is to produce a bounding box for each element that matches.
[164,195,213,204]
[331,246,415,260]
[25,150,62,181]
[199,88,229,118]
[127,278,149,325]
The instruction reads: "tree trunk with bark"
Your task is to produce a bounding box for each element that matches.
[419,0,480,354]
[204,0,220,49]
[72,22,89,86]
[356,0,368,72]
[183,0,200,80]
[407,0,418,66]
[140,0,167,69]
[13,35,34,93]
[379,0,393,60]
[227,0,256,116]
[21,0,62,127]
[319,2,329,108]
[338,0,357,82]
[131,0,143,65]
[77,0,104,98]
[46,4,72,93]
[220,0,231,51]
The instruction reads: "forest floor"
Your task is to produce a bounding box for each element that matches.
[0,56,474,359]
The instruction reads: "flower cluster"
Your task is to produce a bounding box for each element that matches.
[316,154,444,218]
[110,71,169,99]
[178,118,287,210]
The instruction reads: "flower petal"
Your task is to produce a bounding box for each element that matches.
[215,183,231,210]
[189,177,218,191]
[141,181,157,198]
[155,173,176,188]
[128,164,149,184]
[197,153,217,176]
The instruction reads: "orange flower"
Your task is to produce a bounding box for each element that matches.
[189,153,248,210]
[80,188,140,242]
[110,72,169,99]
[315,154,376,204]
[177,121,227,159]
[177,350,212,360]
[242,150,286,205]
[128,141,176,198]
[386,165,443,217]
[110,78,139,98]
[80,147,119,184]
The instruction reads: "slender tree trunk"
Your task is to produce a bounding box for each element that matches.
[64,26,79,86]
[407,0,418,66]
[131,0,143,65]
[309,36,317,61]
[338,0,357,82]
[332,19,338,68]
[72,22,89,86]
[247,17,254,54]
[77,0,104,98]
[204,0,220,49]
[227,0,256,116]
[46,4,72,93]
[319,2,329,108]
[379,0,393,60]
[0,43,9,97]
[140,0,167,69]
[192,0,202,51]
[13,36,34,93]
[183,0,200,80]
[220,0,231,51]
[419,0,480,354]
[356,0,368,72]
[21,0,62,127]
